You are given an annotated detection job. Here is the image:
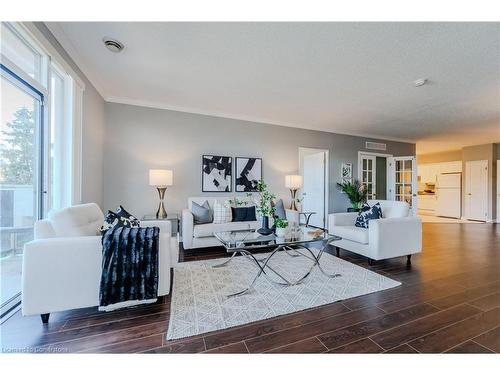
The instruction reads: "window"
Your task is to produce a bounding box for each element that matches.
[0,22,84,319]
[0,65,44,315]
[0,22,46,85]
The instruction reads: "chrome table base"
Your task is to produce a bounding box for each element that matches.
[213,240,341,298]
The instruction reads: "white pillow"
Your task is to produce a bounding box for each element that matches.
[212,200,232,224]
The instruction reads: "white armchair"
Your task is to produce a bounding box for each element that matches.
[328,200,422,264]
[22,203,173,323]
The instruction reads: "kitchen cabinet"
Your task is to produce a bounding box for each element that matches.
[418,161,462,184]
[419,195,436,212]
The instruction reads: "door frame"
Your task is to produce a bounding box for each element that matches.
[358,151,393,200]
[298,147,329,229]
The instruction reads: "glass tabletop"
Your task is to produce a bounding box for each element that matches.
[214,226,341,252]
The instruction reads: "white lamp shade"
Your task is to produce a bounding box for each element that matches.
[285,175,303,189]
[149,169,173,186]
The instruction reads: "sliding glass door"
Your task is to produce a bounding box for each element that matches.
[0,65,44,316]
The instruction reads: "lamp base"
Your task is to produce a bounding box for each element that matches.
[289,189,298,211]
[156,187,168,219]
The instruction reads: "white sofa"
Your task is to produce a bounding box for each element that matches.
[182,197,300,249]
[22,203,174,323]
[328,200,422,264]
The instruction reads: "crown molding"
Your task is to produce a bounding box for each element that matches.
[105,95,416,144]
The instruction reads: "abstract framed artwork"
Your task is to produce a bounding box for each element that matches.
[341,162,353,183]
[235,157,262,192]
[202,155,232,192]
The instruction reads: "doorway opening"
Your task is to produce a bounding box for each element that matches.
[299,147,329,229]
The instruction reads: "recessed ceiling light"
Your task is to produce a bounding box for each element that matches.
[103,38,124,53]
[413,78,428,87]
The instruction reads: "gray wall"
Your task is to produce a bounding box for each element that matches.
[103,103,415,217]
[34,23,105,207]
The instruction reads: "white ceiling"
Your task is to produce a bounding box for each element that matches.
[47,22,500,154]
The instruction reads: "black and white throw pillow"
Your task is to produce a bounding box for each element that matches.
[355,202,382,228]
[100,206,140,234]
[115,205,141,227]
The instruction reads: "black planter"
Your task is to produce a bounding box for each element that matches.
[257,216,273,235]
[347,207,361,213]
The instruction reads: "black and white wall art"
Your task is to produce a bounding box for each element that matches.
[235,157,262,192]
[202,155,232,192]
[341,162,353,183]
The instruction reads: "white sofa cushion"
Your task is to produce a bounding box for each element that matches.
[367,200,409,218]
[213,200,232,224]
[193,221,260,238]
[330,225,369,244]
[48,203,104,237]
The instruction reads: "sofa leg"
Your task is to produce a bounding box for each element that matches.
[406,255,412,265]
[336,247,340,257]
[40,313,50,324]
[368,258,375,266]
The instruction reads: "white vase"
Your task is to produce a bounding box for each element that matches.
[275,227,288,237]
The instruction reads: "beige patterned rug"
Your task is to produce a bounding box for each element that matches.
[166,248,401,340]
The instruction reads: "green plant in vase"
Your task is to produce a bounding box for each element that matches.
[336,179,367,209]
[254,180,276,235]
[274,218,289,237]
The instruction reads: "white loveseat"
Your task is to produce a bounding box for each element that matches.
[22,203,173,323]
[328,200,422,264]
[182,197,300,249]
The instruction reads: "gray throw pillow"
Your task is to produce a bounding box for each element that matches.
[191,200,213,224]
[273,199,287,220]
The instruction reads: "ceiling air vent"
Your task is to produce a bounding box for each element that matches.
[103,38,124,53]
[365,141,387,151]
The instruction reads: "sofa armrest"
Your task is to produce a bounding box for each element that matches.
[285,209,299,224]
[182,208,194,248]
[22,236,102,315]
[22,231,172,316]
[328,212,358,231]
[141,220,171,236]
[368,217,422,259]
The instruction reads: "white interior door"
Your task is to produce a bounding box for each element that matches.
[388,156,418,213]
[302,151,326,228]
[465,160,488,221]
[359,154,377,200]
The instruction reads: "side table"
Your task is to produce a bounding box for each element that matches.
[142,213,181,236]
[298,211,316,227]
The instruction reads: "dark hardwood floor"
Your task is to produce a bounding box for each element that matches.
[2,223,499,354]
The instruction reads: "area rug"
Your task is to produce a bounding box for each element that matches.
[166,248,401,340]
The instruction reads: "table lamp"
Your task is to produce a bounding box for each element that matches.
[285,175,303,210]
[149,169,173,219]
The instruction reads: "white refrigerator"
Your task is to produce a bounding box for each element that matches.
[436,173,461,218]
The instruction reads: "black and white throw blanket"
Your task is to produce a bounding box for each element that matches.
[99,226,160,312]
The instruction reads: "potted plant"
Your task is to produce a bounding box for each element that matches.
[274,218,289,237]
[336,179,367,211]
[254,180,276,235]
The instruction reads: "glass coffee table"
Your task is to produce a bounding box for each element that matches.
[213,226,342,297]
